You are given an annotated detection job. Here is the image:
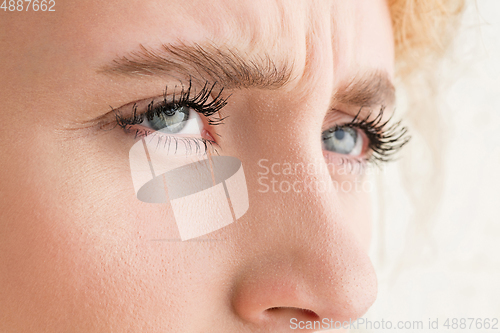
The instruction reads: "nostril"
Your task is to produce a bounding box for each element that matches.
[266,306,320,320]
[300,308,320,319]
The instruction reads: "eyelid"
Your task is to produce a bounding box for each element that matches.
[321,108,354,133]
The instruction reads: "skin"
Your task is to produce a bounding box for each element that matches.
[0,0,394,332]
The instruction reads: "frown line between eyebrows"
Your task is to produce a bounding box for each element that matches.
[98,42,294,90]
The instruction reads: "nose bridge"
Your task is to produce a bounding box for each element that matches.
[253,151,344,240]
[225,11,377,322]
[232,146,377,322]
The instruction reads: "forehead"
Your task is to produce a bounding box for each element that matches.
[4,0,394,87]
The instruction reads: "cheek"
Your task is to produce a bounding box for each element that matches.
[0,133,209,330]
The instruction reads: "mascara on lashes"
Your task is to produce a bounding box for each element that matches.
[112,81,409,166]
[113,80,229,154]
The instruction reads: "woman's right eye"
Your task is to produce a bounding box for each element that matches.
[141,105,203,136]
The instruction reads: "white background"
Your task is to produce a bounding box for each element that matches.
[354,1,500,332]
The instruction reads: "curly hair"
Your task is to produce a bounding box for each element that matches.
[377,0,466,269]
[390,0,465,76]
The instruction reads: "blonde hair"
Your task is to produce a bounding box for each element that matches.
[378,0,466,269]
[389,0,465,77]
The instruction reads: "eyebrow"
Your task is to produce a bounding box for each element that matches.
[99,42,293,90]
[334,70,395,108]
[99,42,395,108]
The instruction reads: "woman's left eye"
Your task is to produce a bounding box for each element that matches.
[321,126,363,156]
[142,105,202,136]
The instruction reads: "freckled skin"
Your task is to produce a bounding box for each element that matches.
[0,0,393,332]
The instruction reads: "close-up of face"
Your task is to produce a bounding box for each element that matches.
[0,0,401,331]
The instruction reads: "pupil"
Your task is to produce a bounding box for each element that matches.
[334,129,345,140]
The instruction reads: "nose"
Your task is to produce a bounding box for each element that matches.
[230,153,377,330]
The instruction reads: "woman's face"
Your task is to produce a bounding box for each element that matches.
[0,0,395,331]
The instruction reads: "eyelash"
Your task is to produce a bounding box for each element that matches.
[331,106,411,169]
[112,81,409,169]
[113,80,228,154]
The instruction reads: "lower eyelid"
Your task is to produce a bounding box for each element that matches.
[322,151,368,174]
[115,119,209,155]
[140,132,209,156]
